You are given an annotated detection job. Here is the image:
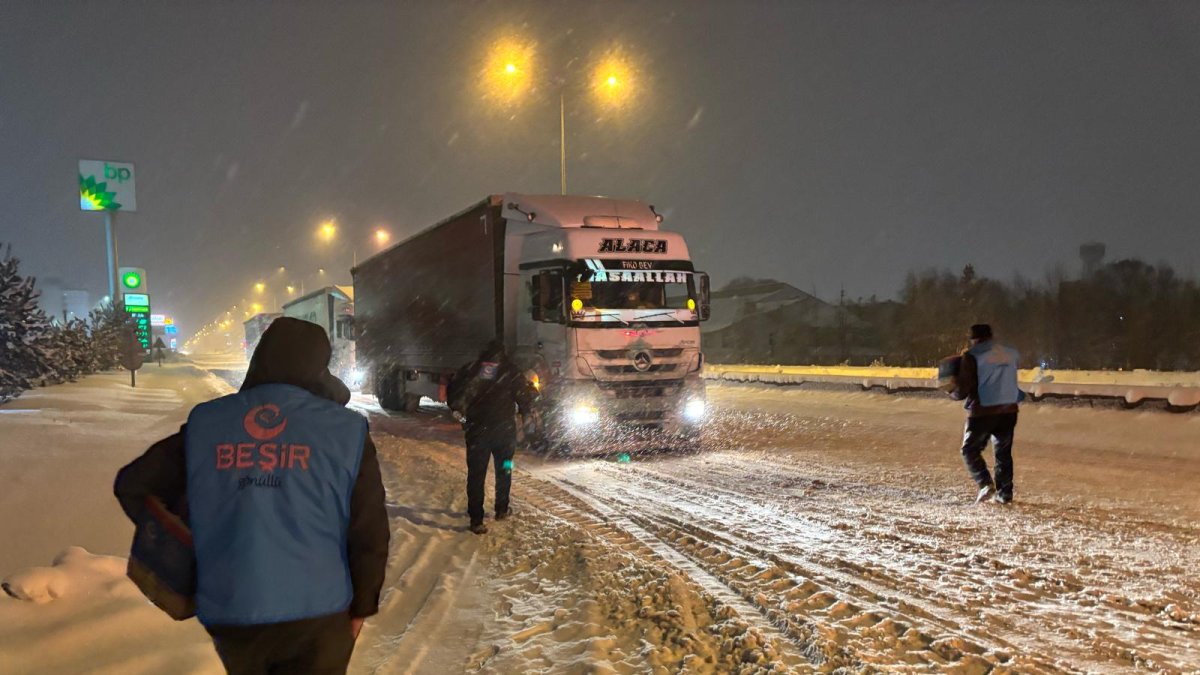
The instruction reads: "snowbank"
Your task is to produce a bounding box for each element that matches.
[0,365,232,575]
[0,547,221,674]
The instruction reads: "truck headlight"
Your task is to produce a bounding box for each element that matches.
[568,404,600,426]
[349,369,365,386]
[683,399,706,421]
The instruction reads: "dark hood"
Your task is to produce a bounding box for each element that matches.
[241,317,350,406]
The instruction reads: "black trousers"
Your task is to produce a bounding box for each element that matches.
[205,612,355,675]
[465,433,515,525]
[961,412,1017,497]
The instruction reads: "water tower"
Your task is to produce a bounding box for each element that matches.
[1079,242,1106,277]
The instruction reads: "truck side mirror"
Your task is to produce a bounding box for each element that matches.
[533,271,564,323]
[697,272,711,321]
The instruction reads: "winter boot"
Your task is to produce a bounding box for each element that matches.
[994,493,1013,505]
[469,522,488,535]
[495,509,512,521]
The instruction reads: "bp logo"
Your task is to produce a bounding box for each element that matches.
[244,404,288,441]
[79,174,122,211]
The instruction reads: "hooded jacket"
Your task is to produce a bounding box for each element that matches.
[448,342,535,442]
[114,318,389,622]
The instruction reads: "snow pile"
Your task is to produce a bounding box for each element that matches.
[0,547,221,674]
[2,546,129,604]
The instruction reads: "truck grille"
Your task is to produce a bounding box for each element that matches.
[603,364,679,375]
[596,348,684,360]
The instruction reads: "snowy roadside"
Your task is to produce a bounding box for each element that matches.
[0,364,233,674]
[0,363,233,573]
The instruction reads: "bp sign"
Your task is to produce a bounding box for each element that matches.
[79,159,137,212]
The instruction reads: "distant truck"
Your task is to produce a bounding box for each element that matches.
[353,193,711,451]
[242,312,282,359]
[281,286,358,388]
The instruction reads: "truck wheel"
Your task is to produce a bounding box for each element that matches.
[401,393,422,412]
[394,375,422,412]
[377,369,402,411]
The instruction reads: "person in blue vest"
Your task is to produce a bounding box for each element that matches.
[951,323,1022,504]
[115,317,390,674]
[447,339,536,535]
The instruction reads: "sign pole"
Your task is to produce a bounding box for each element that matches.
[104,209,119,305]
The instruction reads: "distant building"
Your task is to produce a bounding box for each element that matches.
[37,277,65,323]
[702,279,881,365]
[36,278,91,324]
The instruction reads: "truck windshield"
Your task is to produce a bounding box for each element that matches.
[569,263,697,312]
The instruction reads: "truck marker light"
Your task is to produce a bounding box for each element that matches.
[571,298,584,312]
[687,298,696,311]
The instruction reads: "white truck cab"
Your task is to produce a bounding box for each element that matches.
[503,194,710,449]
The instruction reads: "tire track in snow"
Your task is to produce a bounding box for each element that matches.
[624,453,1199,671]
[509,467,811,669]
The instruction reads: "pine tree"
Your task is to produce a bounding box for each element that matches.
[0,244,63,401]
[88,300,139,371]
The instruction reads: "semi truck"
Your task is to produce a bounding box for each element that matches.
[353,193,711,451]
[242,312,282,359]
[281,286,358,388]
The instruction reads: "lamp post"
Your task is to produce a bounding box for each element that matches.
[482,40,637,195]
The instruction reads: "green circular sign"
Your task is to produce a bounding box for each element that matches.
[122,272,142,289]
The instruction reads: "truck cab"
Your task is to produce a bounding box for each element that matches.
[503,195,711,449]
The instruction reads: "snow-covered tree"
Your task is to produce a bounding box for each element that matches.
[88,300,139,372]
[0,244,63,401]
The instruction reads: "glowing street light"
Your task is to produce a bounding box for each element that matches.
[482,37,535,108]
[592,49,637,111]
[318,220,337,242]
[479,38,642,195]
[374,228,390,246]
[286,285,296,295]
[254,282,266,293]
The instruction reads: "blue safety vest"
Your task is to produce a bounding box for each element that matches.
[184,383,367,626]
[967,340,1021,407]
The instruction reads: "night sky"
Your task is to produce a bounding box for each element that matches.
[4,1,1200,334]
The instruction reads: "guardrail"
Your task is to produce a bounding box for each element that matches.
[703,365,1200,411]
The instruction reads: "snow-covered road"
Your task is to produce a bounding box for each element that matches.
[366,384,1200,673]
[2,365,1195,673]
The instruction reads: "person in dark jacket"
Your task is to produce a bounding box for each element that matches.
[448,339,535,535]
[114,317,390,675]
[951,323,1022,505]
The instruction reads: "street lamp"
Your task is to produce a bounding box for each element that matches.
[481,38,638,195]
[318,220,337,242]
[254,282,266,294]
[592,49,636,112]
[374,228,390,246]
[482,37,535,108]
